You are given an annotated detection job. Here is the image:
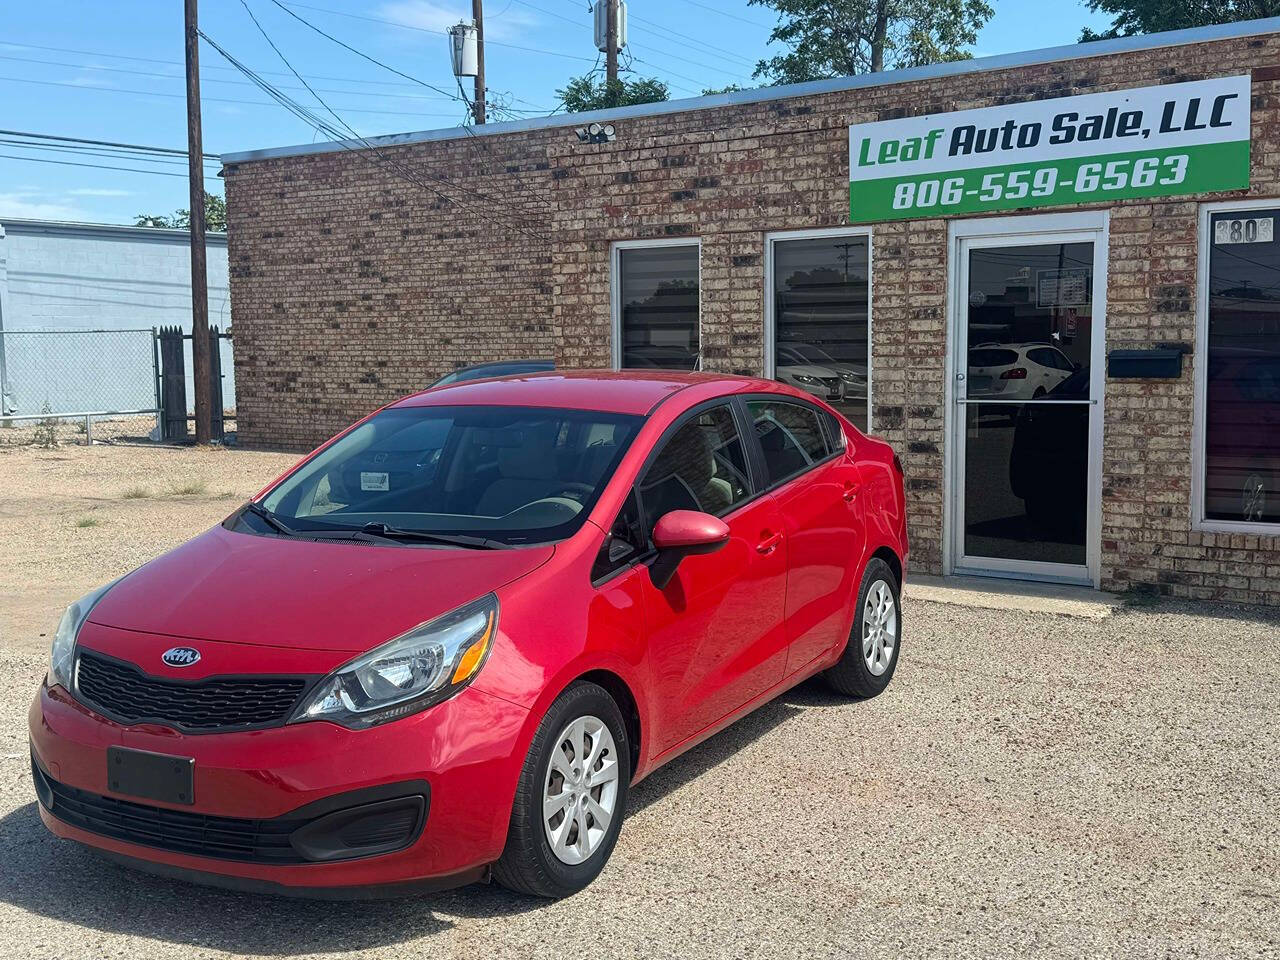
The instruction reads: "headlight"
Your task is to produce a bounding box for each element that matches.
[839,371,864,383]
[794,374,819,384]
[291,593,498,729]
[49,582,116,690]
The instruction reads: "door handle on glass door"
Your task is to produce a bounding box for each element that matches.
[756,531,783,554]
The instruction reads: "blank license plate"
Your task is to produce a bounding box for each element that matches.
[107,746,195,805]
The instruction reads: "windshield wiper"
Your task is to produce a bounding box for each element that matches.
[243,501,297,536]
[242,505,506,549]
[355,521,509,550]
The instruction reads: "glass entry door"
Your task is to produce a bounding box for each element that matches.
[950,219,1106,584]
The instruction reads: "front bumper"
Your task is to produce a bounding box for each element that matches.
[29,679,530,892]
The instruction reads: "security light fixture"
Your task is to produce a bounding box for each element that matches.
[575,123,617,144]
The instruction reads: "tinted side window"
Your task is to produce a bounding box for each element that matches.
[748,400,830,485]
[970,348,1018,367]
[820,410,847,451]
[638,405,750,524]
[592,491,645,581]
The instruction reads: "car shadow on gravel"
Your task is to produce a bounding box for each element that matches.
[0,682,852,952]
[627,678,848,816]
[0,802,541,954]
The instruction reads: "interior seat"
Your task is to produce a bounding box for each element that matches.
[474,425,564,517]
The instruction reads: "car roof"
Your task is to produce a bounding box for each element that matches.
[394,369,769,416]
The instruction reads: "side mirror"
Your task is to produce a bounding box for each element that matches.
[649,510,730,590]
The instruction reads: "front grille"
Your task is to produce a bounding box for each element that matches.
[37,761,307,863]
[33,758,429,865]
[76,651,310,732]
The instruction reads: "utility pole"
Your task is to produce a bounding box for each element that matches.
[184,0,211,444]
[606,0,618,87]
[472,0,486,125]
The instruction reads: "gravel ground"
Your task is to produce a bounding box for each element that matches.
[0,441,297,657]
[0,445,1277,959]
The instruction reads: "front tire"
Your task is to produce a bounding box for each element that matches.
[493,681,630,897]
[824,558,901,698]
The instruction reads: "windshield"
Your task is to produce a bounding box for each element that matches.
[784,344,836,365]
[256,405,641,545]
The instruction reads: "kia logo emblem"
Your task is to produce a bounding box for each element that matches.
[161,647,201,668]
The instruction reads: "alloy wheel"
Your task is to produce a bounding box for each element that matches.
[862,579,898,677]
[542,715,620,865]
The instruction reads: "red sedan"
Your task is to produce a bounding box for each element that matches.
[29,372,908,898]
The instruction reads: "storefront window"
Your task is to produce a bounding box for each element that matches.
[1203,209,1280,525]
[615,243,700,370]
[769,234,870,430]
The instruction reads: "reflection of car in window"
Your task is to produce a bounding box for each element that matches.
[967,342,1078,400]
[774,344,851,401]
[1205,354,1280,523]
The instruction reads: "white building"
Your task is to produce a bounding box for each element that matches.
[0,218,231,416]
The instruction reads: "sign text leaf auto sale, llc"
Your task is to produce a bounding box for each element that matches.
[848,75,1251,222]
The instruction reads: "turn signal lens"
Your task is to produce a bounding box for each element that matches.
[1001,367,1028,380]
[451,609,495,684]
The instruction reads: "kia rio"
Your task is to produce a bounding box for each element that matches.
[30,372,907,898]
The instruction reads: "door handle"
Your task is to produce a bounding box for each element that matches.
[843,481,859,503]
[756,531,783,554]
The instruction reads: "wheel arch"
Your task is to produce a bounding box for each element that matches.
[575,669,642,779]
[869,544,903,589]
[516,656,651,785]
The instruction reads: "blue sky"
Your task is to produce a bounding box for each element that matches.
[0,0,1113,225]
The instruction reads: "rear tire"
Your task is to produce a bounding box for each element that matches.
[493,682,630,898]
[824,558,901,699]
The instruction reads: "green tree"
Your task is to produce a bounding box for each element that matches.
[702,84,745,95]
[748,0,993,83]
[135,193,227,232]
[1080,0,1277,40]
[557,74,669,112]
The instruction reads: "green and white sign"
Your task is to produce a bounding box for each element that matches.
[848,75,1251,222]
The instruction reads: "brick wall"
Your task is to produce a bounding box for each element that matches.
[225,32,1280,604]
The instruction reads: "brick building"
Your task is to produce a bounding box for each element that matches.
[222,19,1280,604]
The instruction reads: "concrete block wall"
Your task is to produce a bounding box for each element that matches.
[0,221,232,414]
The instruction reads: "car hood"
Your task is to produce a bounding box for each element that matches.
[88,524,555,653]
[777,363,837,378]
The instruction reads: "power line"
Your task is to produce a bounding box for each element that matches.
[264,0,472,103]
[199,27,550,241]
[0,53,464,103]
[626,41,752,82]
[0,74,463,119]
[234,2,551,216]
[0,139,219,169]
[627,57,704,94]
[683,0,776,28]
[0,128,219,160]
[0,152,221,181]
[627,13,759,70]
[529,0,759,71]
[0,39,440,90]
[285,1,596,64]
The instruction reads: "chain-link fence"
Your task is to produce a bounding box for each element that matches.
[0,328,236,446]
[0,329,158,417]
